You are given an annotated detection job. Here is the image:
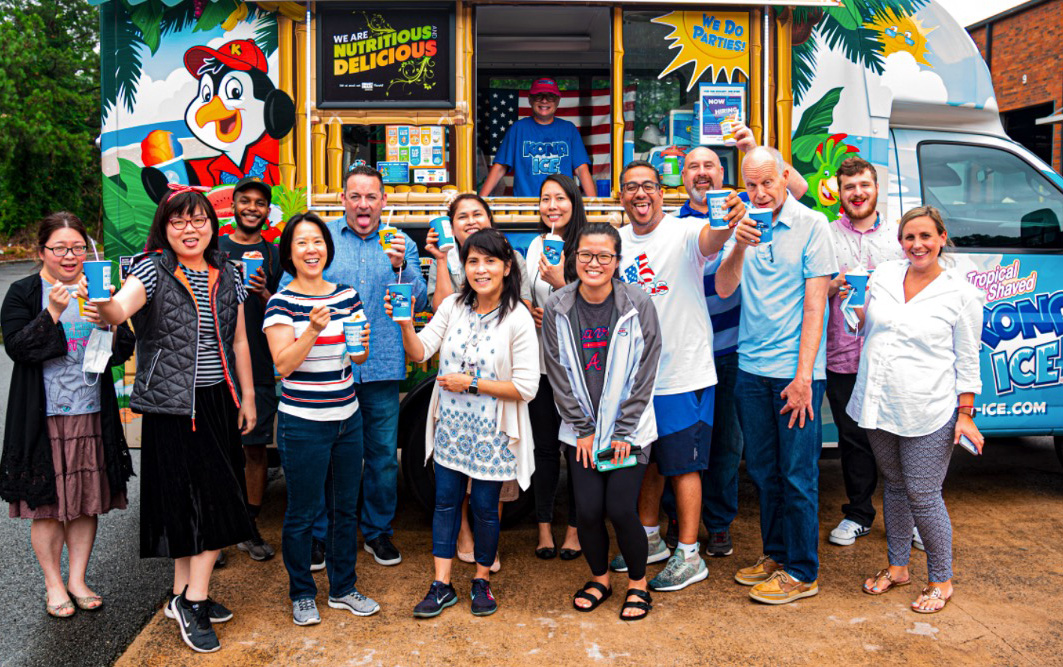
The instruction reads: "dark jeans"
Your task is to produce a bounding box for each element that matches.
[825,370,877,527]
[735,370,826,583]
[529,378,576,527]
[661,352,743,533]
[277,410,363,601]
[432,462,503,567]
[356,380,400,541]
[566,446,649,581]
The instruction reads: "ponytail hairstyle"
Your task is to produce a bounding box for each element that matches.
[898,205,954,263]
[458,228,524,322]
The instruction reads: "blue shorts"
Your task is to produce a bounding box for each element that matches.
[651,386,715,476]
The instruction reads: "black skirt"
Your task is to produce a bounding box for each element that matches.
[139,383,253,558]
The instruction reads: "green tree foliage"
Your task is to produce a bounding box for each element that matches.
[0,0,102,235]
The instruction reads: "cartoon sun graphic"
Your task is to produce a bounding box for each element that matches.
[651,11,749,90]
[866,9,936,67]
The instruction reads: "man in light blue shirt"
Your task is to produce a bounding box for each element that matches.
[288,165,427,567]
[716,147,836,605]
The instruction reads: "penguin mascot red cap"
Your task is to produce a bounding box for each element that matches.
[141,39,295,203]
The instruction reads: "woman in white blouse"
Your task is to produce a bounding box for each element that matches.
[846,206,984,614]
[391,228,539,618]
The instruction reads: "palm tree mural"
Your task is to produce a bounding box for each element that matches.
[791,0,928,106]
[96,0,279,118]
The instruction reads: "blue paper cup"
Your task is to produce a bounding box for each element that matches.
[430,216,455,251]
[84,260,113,302]
[707,190,732,229]
[388,283,413,321]
[846,272,869,307]
[595,179,611,198]
[543,234,564,266]
[242,257,264,287]
[748,208,773,245]
[343,319,366,355]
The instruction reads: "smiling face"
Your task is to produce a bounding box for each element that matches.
[464,247,509,301]
[838,168,879,223]
[185,68,266,159]
[539,179,573,233]
[342,174,387,237]
[743,155,789,215]
[682,147,725,206]
[575,234,618,289]
[620,166,665,230]
[234,187,270,234]
[165,205,213,264]
[289,221,329,280]
[39,228,87,284]
[900,215,947,271]
[452,199,491,245]
[529,93,559,124]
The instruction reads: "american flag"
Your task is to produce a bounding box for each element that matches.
[623,253,655,286]
[477,85,636,189]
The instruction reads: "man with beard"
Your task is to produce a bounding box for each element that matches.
[823,156,904,548]
[716,147,836,605]
[610,161,741,592]
[218,177,282,562]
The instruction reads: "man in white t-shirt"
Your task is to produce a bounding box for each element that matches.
[610,160,744,592]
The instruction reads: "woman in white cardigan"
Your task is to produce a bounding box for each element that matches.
[391,228,539,619]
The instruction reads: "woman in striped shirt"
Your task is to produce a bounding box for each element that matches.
[263,214,378,626]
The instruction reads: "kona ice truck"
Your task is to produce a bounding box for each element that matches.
[97,0,1063,517]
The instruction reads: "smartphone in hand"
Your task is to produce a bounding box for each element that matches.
[957,434,980,456]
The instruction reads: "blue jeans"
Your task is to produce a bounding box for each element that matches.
[277,410,364,601]
[355,380,400,541]
[432,463,503,567]
[702,352,743,531]
[735,370,826,583]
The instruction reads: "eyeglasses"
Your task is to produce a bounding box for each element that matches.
[169,216,210,230]
[42,245,88,258]
[529,93,559,103]
[576,251,616,266]
[621,181,662,194]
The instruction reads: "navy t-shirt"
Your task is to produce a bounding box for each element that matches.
[493,117,591,197]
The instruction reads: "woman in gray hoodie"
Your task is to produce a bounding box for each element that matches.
[542,223,662,621]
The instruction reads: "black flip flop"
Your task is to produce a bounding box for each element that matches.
[573,581,612,612]
[535,546,557,560]
[620,589,652,621]
[559,548,582,561]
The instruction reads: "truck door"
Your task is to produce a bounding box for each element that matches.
[893,128,1063,436]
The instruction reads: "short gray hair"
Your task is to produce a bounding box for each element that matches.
[741,146,787,176]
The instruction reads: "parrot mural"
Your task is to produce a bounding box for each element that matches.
[790,87,860,218]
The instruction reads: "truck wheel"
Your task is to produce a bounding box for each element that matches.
[398,377,535,527]
[1055,436,1063,468]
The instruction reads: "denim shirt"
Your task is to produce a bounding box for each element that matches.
[280,216,428,383]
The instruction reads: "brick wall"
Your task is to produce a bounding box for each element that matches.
[968,0,1063,172]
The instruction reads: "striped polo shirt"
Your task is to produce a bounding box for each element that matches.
[263,285,364,421]
[678,201,743,357]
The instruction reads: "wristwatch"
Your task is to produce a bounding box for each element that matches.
[393,259,407,273]
[957,405,978,417]
[468,376,479,395]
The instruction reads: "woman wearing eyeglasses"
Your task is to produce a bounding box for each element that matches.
[93,187,256,654]
[2,212,135,618]
[525,174,586,561]
[542,223,662,620]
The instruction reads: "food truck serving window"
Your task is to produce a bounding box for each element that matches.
[342,124,456,190]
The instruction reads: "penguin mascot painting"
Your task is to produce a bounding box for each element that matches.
[141,39,295,203]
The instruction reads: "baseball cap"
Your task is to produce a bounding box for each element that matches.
[529,78,561,97]
[185,40,269,79]
[233,177,273,205]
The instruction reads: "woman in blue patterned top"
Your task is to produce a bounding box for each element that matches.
[392,228,539,618]
[263,213,378,626]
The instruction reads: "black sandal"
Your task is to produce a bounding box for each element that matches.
[559,548,582,561]
[535,546,557,560]
[573,581,612,612]
[620,589,652,621]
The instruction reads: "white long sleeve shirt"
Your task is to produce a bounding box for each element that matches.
[846,259,984,437]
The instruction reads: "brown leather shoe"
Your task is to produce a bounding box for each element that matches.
[734,556,783,586]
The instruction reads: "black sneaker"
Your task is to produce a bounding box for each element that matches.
[364,535,402,566]
[413,581,458,619]
[170,591,220,653]
[237,520,276,562]
[310,538,326,572]
[663,517,679,550]
[470,578,497,616]
[165,595,233,623]
[706,530,734,558]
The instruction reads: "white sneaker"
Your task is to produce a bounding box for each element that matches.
[828,519,870,546]
[912,527,925,551]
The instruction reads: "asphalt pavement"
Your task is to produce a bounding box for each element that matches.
[0,261,171,667]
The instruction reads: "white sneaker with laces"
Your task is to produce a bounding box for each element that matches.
[828,518,870,546]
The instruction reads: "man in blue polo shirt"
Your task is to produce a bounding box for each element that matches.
[716,147,836,605]
[479,77,596,198]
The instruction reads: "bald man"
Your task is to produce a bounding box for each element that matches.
[716,147,837,605]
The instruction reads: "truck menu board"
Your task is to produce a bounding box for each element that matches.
[318,3,455,109]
